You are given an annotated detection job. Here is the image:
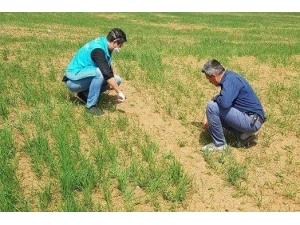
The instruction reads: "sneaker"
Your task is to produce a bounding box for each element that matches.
[240,133,257,146]
[201,143,228,152]
[77,92,87,103]
[87,106,104,116]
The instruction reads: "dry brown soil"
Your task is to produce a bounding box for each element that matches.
[113,78,300,212]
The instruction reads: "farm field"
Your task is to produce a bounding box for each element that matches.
[0,12,299,214]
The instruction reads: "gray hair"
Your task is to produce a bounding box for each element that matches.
[201,59,225,76]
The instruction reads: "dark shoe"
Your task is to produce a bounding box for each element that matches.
[87,106,104,116]
[62,76,69,82]
[77,92,87,103]
[240,133,257,146]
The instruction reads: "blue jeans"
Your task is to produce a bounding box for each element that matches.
[65,68,121,108]
[205,101,262,146]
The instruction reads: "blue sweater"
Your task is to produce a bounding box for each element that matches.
[215,70,266,121]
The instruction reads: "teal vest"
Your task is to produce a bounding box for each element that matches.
[66,37,112,80]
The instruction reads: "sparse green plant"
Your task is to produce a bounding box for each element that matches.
[38,183,53,211]
[1,47,9,61]
[225,163,247,187]
[0,12,299,212]
[177,139,187,147]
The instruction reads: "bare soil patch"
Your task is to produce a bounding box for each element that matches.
[114,79,299,211]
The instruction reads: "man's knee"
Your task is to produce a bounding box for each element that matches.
[206,101,219,114]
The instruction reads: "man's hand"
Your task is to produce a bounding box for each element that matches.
[117,92,125,102]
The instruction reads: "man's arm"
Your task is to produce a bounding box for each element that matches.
[91,48,122,94]
[215,80,240,109]
[91,48,113,80]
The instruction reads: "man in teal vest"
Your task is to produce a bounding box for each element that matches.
[62,28,127,115]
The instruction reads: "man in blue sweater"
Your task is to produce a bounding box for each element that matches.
[62,28,127,115]
[201,59,266,152]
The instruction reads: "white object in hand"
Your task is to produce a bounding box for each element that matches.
[117,92,125,102]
